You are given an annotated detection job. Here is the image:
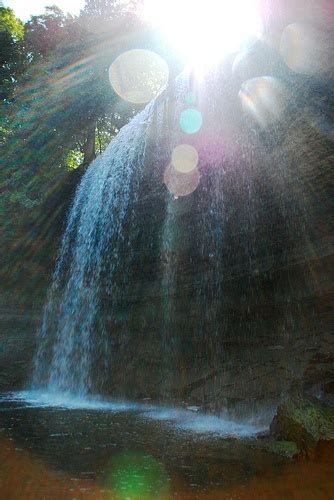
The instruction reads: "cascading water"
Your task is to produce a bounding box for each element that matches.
[31,41,318,411]
[32,101,156,395]
[31,65,195,397]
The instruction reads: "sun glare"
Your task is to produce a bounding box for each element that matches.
[144,0,262,70]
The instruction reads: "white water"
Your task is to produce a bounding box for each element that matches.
[31,69,197,397]
[32,101,156,395]
[1,391,268,438]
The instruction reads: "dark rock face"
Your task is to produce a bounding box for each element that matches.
[0,305,39,391]
[99,54,333,414]
[0,167,83,392]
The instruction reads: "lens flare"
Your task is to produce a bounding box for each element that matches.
[280,23,332,75]
[105,451,170,499]
[144,0,262,70]
[232,49,271,84]
[239,76,288,127]
[172,144,199,173]
[179,109,203,134]
[109,49,169,104]
[164,164,200,198]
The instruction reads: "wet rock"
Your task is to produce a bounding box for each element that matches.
[265,440,300,459]
[303,353,334,405]
[270,397,334,454]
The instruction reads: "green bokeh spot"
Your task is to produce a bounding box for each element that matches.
[185,91,196,105]
[105,451,170,499]
[179,108,202,134]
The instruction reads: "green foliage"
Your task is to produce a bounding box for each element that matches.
[65,149,85,169]
[25,6,70,59]
[82,0,138,18]
[0,7,25,101]
[0,0,163,290]
[0,7,24,40]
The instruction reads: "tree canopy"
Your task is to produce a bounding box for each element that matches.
[0,0,171,294]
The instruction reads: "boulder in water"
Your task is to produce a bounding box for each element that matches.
[270,396,334,455]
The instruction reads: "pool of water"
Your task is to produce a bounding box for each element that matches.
[0,391,333,498]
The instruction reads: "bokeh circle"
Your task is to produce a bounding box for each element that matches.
[109,49,169,104]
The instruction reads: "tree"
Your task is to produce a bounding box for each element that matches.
[0,1,149,294]
[0,7,25,150]
[0,7,24,102]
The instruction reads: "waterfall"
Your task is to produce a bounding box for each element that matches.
[32,102,155,395]
[31,67,192,397]
[31,46,314,407]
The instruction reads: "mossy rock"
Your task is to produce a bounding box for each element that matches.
[270,397,334,453]
[265,440,300,458]
[250,438,300,459]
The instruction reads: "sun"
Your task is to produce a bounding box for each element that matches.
[144,0,262,71]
